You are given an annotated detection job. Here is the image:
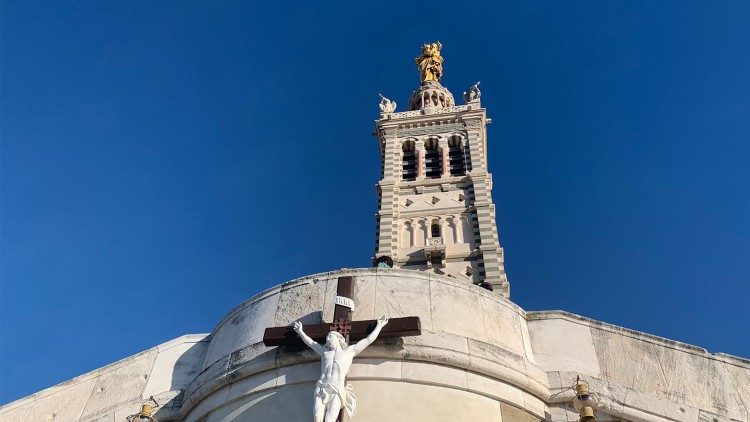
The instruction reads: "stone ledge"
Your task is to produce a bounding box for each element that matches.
[0,334,209,413]
[207,267,527,348]
[527,310,750,367]
[0,335,209,422]
[376,106,483,123]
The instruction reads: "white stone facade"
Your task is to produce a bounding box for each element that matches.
[375,83,510,297]
[3,268,747,421]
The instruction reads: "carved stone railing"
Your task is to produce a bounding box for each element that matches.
[387,105,471,119]
[426,237,444,246]
[388,110,423,118]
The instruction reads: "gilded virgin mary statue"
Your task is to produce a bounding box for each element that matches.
[415,42,443,83]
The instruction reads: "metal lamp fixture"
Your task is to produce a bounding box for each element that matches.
[126,396,159,422]
[571,377,599,422]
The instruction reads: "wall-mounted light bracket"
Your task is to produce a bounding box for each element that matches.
[571,376,599,422]
[126,396,160,422]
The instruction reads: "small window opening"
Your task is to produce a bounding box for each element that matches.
[431,224,441,238]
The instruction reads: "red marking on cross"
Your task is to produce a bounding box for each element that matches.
[330,318,352,337]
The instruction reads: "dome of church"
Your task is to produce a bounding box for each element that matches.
[408,81,455,110]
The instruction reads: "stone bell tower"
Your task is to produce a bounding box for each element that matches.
[374,42,510,297]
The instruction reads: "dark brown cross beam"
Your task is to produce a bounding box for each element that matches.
[262,276,422,349]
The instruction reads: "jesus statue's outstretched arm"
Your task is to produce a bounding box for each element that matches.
[293,321,325,356]
[350,316,388,356]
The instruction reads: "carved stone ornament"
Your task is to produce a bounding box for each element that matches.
[391,105,470,119]
[396,123,466,137]
[463,81,481,103]
[378,94,397,115]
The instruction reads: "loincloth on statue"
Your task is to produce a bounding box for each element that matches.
[315,381,357,418]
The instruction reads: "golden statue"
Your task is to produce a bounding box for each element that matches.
[415,41,443,83]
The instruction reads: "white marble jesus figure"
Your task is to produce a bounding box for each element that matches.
[293,316,389,422]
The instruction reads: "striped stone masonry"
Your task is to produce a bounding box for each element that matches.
[373,94,510,298]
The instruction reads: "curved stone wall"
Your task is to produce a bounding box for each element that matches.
[183,268,548,421]
[186,362,543,421]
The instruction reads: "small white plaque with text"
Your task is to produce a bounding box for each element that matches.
[334,295,355,310]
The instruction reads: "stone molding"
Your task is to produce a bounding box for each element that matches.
[375,109,485,133]
[388,105,471,119]
[378,120,484,138]
[394,123,467,137]
[527,310,750,366]
[204,268,527,345]
[183,359,547,422]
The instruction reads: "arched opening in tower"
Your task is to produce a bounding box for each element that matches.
[402,141,416,181]
[448,136,466,176]
[431,223,441,238]
[424,138,441,179]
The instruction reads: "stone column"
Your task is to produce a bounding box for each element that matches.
[404,220,414,247]
[460,215,471,246]
[418,219,428,246]
[448,215,458,244]
[439,138,450,177]
[439,217,450,244]
[415,139,426,181]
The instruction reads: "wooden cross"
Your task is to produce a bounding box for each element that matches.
[263,275,422,350]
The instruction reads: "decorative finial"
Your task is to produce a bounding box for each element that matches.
[378,93,397,115]
[415,41,444,83]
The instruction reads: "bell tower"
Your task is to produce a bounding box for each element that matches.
[373,42,510,297]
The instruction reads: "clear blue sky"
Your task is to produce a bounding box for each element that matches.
[2,1,749,403]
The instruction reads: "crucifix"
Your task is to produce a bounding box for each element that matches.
[262,276,422,421]
[263,276,422,348]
